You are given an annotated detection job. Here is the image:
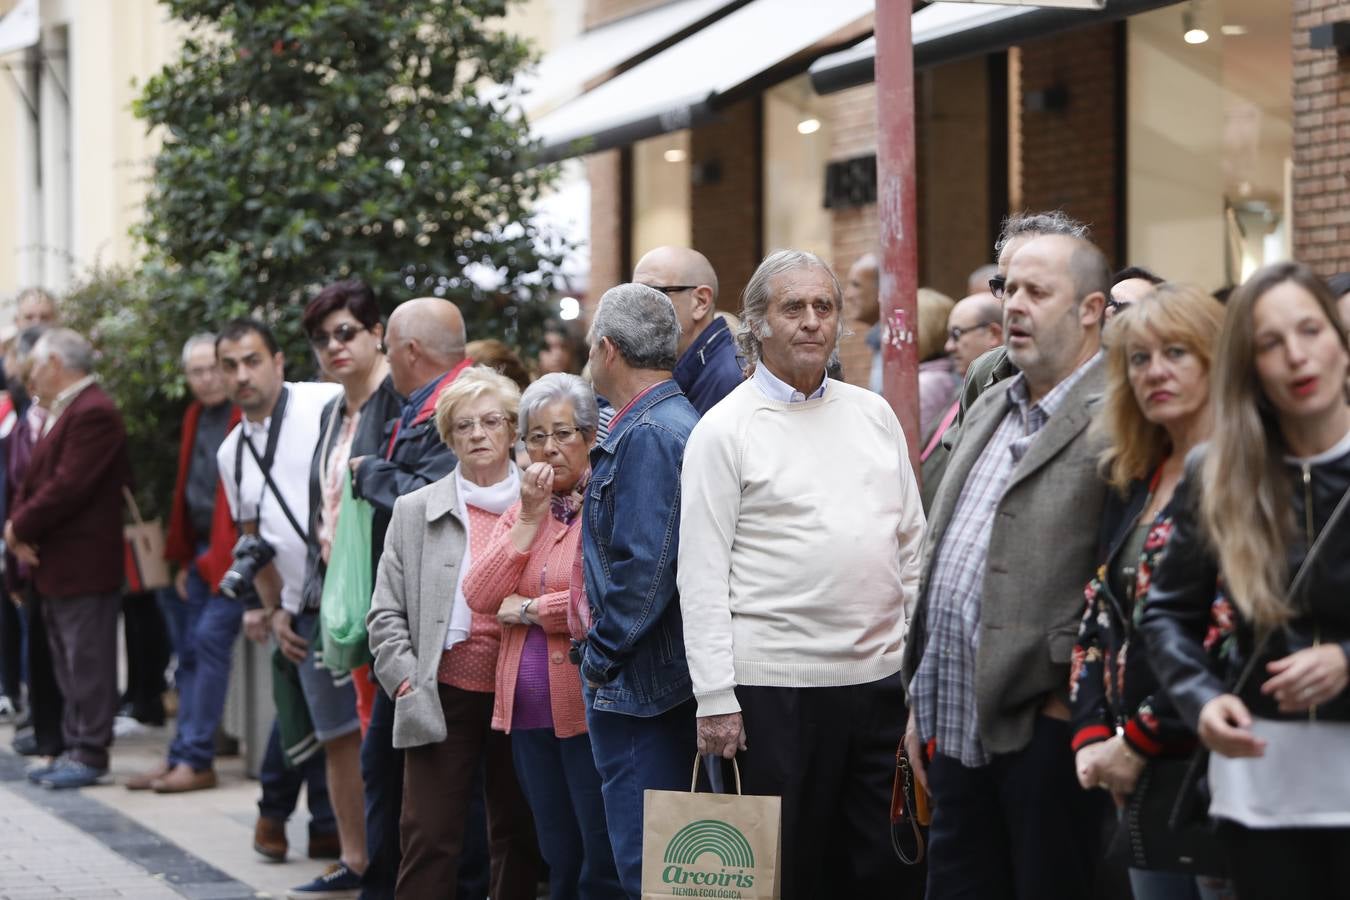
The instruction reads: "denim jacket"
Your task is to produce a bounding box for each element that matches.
[581,379,699,717]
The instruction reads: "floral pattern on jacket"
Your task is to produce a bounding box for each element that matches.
[1070,513,1225,756]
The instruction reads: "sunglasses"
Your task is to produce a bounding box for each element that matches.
[647,285,698,296]
[988,275,1006,300]
[309,322,368,350]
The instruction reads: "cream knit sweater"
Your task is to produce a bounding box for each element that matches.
[678,378,926,718]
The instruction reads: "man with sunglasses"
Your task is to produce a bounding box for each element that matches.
[634,246,743,415]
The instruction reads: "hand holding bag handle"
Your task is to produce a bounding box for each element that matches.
[891,744,929,865]
[689,754,742,794]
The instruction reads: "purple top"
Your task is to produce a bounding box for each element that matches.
[511,625,554,730]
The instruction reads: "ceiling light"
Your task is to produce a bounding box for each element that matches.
[663,148,686,163]
[1183,8,1209,44]
[796,117,821,135]
[1221,23,1248,36]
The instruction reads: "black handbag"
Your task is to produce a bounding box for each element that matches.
[1125,757,1225,875]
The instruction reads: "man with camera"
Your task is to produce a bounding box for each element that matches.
[214,319,371,898]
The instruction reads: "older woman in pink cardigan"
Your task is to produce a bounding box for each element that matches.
[464,373,621,900]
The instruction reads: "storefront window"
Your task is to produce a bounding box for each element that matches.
[1127,0,1292,289]
[763,75,832,256]
[631,130,691,256]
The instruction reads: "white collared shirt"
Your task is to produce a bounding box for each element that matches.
[217,381,342,613]
[751,363,827,403]
[40,374,98,436]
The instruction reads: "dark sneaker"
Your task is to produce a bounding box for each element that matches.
[39,759,111,790]
[285,862,362,898]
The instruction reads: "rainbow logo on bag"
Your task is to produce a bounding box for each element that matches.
[661,820,756,894]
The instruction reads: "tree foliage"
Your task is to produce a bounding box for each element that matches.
[134,0,566,364]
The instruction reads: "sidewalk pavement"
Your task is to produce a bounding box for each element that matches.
[0,721,330,899]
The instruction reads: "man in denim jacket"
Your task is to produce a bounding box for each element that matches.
[581,282,701,896]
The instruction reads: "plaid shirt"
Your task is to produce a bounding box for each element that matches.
[912,356,1098,766]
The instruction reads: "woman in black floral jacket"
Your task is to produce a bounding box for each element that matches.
[1068,284,1232,900]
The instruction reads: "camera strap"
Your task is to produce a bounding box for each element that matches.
[234,386,307,544]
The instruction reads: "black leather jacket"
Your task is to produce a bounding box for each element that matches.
[1139,444,1350,730]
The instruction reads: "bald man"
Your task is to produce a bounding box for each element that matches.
[634,247,743,415]
[349,296,481,899]
[945,293,1004,379]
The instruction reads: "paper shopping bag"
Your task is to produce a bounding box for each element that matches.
[123,487,171,592]
[641,758,781,900]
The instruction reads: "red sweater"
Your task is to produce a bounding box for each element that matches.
[164,401,242,588]
[463,503,587,739]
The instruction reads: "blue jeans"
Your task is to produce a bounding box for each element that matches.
[512,728,622,900]
[160,563,242,771]
[258,717,336,834]
[583,689,695,898]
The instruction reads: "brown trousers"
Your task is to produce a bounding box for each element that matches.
[41,591,120,770]
[397,683,540,899]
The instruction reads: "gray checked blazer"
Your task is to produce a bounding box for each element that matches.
[901,356,1109,757]
[367,474,467,750]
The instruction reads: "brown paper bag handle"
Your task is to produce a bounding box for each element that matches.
[122,487,147,526]
[689,754,742,795]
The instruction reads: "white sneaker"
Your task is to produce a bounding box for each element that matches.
[113,715,146,739]
[0,695,16,722]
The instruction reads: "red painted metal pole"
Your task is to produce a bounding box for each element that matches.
[875,0,921,473]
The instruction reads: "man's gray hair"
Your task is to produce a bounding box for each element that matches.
[994,211,1090,260]
[518,372,599,435]
[588,283,680,371]
[736,249,842,367]
[181,332,218,367]
[32,328,94,374]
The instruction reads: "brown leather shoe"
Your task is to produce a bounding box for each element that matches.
[125,760,172,791]
[307,830,341,860]
[152,763,218,794]
[254,816,288,862]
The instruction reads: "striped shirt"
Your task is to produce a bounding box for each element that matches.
[912,355,1099,766]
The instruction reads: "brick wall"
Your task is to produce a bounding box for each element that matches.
[587,149,625,308]
[1291,0,1350,276]
[825,84,880,282]
[1016,23,1123,266]
[691,98,763,310]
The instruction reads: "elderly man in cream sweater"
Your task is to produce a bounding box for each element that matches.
[678,250,926,900]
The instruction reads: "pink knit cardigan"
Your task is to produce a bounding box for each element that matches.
[462,502,587,738]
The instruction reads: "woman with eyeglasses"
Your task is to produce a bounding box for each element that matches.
[462,373,622,899]
[368,367,541,898]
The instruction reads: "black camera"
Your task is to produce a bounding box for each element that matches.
[218,532,276,604]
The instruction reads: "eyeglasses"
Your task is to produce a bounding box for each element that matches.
[451,413,511,436]
[1105,298,1133,317]
[988,276,1006,300]
[309,322,368,350]
[948,322,994,343]
[647,285,698,296]
[525,425,586,448]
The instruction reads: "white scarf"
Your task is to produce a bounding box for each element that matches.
[446,463,520,650]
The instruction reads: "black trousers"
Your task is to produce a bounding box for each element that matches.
[1218,822,1350,900]
[925,714,1110,900]
[24,590,65,756]
[120,590,169,724]
[735,670,923,900]
[0,589,21,702]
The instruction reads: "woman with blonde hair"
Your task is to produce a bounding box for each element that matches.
[1068,284,1232,899]
[1140,263,1350,899]
[367,366,540,898]
[916,287,959,442]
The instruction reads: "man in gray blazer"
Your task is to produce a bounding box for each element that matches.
[902,234,1112,900]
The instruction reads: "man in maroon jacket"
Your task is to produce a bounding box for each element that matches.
[4,328,131,789]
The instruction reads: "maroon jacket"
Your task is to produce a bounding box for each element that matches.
[11,383,132,598]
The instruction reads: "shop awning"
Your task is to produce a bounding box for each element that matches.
[518,0,742,119]
[0,0,40,57]
[531,0,874,161]
[810,0,1183,94]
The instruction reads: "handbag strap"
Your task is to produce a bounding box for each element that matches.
[122,486,145,526]
[688,755,742,795]
[891,750,926,865]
